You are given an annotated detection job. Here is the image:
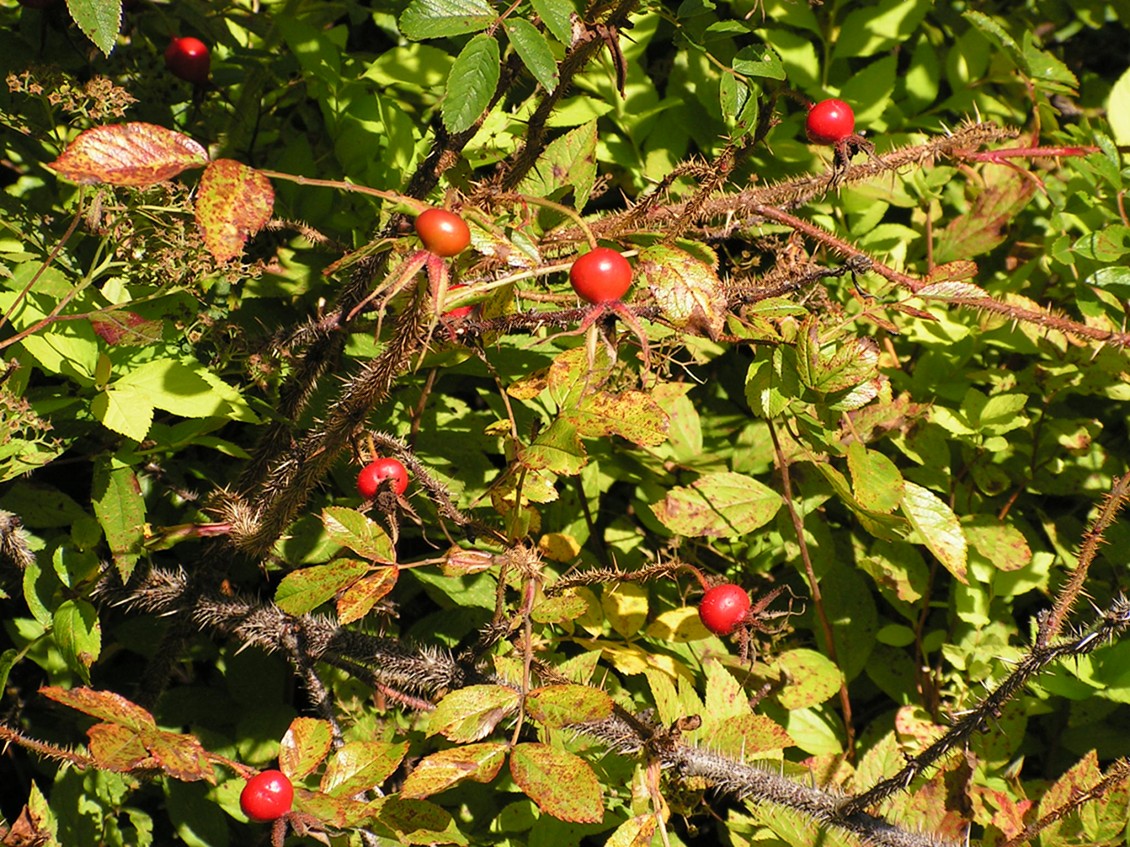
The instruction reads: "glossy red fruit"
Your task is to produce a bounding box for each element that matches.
[357,457,409,498]
[239,770,293,823]
[805,98,855,145]
[443,283,474,320]
[164,36,211,86]
[415,208,471,258]
[569,247,632,304]
[698,584,751,636]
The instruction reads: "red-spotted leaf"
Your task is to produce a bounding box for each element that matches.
[275,560,371,616]
[636,244,726,339]
[428,685,521,742]
[143,727,212,782]
[569,390,669,447]
[524,685,613,728]
[654,472,783,538]
[48,123,208,186]
[279,717,334,779]
[530,592,589,624]
[87,722,149,771]
[711,714,793,757]
[40,685,155,731]
[294,791,374,828]
[337,567,398,624]
[963,515,1032,572]
[194,159,274,262]
[774,649,843,710]
[321,740,409,797]
[510,743,603,823]
[371,796,464,845]
[400,742,508,799]
[606,815,658,847]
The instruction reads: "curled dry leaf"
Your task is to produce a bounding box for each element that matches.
[194,159,275,262]
[48,122,208,186]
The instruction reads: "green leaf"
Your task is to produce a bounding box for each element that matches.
[428,685,521,742]
[505,19,558,92]
[371,796,466,844]
[900,481,967,583]
[515,121,598,209]
[733,44,786,80]
[115,359,243,419]
[0,649,18,696]
[66,0,122,56]
[400,0,495,40]
[275,561,371,615]
[846,442,903,515]
[1109,67,1130,145]
[531,0,573,44]
[52,600,102,684]
[654,472,783,538]
[92,387,153,442]
[832,0,930,59]
[167,781,230,847]
[1087,266,1130,296]
[1073,225,1130,262]
[796,318,880,393]
[964,11,1077,91]
[522,418,588,475]
[91,457,145,580]
[509,743,603,823]
[744,348,799,418]
[443,33,500,134]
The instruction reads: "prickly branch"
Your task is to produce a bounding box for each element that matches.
[840,595,1130,816]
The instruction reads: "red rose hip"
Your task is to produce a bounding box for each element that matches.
[805,98,855,145]
[357,458,409,498]
[698,583,751,635]
[569,247,633,304]
[165,36,211,86]
[239,769,293,822]
[415,208,471,257]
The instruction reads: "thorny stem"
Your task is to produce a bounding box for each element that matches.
[1037,473,1130,648]
[840,596,1130,816]
[767,421,855,753]
[999,757,1130,847]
